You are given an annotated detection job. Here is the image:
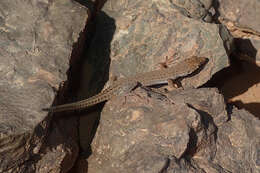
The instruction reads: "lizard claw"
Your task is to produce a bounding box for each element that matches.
[42,107,52,112]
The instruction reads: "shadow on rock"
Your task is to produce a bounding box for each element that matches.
[205,38,260,118]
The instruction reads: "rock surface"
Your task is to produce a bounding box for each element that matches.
[169,0,214,22]
[217,0,260,63]
[214,108,260,173]
[77,0,233,156]
[1,0,259,173]
[88,88,260,173]
[78,0,232,97]
[0,0,88,172]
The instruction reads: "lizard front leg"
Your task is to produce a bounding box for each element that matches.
[116,81,140,96]
[111,80,140,105]
[158,56,183,91]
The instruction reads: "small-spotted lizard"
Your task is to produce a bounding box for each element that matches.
[43,56,207,113]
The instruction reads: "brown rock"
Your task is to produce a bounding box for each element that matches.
[0,0,88,172]
[88,87,260,173]
[218,0,260,32]
[4,0,257,172]
[170,0,214,22]
[217,0,260,63]
[78,0,233,155]
[79,0,232,96]
[168,88,228,126]
[88,88,220,172]
[214,108,260,173]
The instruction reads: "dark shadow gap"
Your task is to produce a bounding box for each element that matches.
[67,10,116,172]
[44,1,115,172]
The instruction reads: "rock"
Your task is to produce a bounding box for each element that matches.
[170,0,214,22]
[78,0,233,153]
[217,0,260,33]
[168,88,228,126]
[79,0,232,94]
[88,87,260,173]
[2,0,254,172]
[217,0,260,63]
[214,108,260,173]
[87,88,217,172]
[0,0,88,172]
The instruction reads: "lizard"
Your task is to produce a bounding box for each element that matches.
[42,56,208,113]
